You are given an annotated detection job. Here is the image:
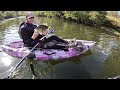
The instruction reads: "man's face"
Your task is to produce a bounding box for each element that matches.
[26,17,34,24]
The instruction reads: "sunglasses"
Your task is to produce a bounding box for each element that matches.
[28,17,34,19]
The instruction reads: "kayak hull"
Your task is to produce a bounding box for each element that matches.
[1,39,96,60]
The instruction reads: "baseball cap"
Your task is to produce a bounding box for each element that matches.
[26,12,34,19]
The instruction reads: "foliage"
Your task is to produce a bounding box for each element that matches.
[0,11,4,20]
[1,11,119,32]
[0,11,25,21]
[88,11,106,25]
[3,11,16,18]
[34,11,107,26]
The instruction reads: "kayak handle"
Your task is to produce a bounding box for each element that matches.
[44,52,56,55]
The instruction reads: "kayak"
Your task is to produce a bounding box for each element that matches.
[1,39,96,60]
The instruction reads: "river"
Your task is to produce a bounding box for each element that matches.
[0,16,120,79]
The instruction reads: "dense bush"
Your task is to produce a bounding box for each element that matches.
[0,11,25,21]
[0,11,119,32]
[0,11,4,20]
[34,11,107,27]
[88,11,107,26]
[3,11,16,19]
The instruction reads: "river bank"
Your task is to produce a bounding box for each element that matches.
[34,11,120,37]
[0,16,25,25]
[0,11,26,26]
[1,11,120,38]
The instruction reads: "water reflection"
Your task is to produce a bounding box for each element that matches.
[0,57,12,66]
[9,50,93,79]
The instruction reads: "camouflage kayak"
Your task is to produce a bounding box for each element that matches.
[1,39,96,60]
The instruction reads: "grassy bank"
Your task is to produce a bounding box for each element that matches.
[0,11,25,21]
[34,11,120,37]
[1,11,120,37]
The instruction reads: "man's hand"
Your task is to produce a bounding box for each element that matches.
[31,29,40,40]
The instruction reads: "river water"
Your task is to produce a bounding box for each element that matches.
[0,16,120,79]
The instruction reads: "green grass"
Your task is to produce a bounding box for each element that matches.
[106,15,120,27]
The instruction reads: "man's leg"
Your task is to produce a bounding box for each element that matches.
[45,35,68,44]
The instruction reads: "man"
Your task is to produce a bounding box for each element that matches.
[19,12,72,49]
[18,12,41,47]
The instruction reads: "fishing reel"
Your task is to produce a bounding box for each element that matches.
[49,28,55,33]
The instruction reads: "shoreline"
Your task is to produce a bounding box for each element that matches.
[61,17,120,37]
[49,16,120,37]
[0,16,25,25]
[35,11,120,38]
[0,15,120,38]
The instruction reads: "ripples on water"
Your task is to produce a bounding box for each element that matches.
[0,17,120,79]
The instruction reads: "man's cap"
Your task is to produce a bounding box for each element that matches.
[26,12,34,19]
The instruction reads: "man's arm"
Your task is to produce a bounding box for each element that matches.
[21,27,34,45]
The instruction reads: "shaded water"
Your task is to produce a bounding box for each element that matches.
[0,17,120,79]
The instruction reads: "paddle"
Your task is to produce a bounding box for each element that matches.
[5,29,54,79]
[30,62,37,79]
